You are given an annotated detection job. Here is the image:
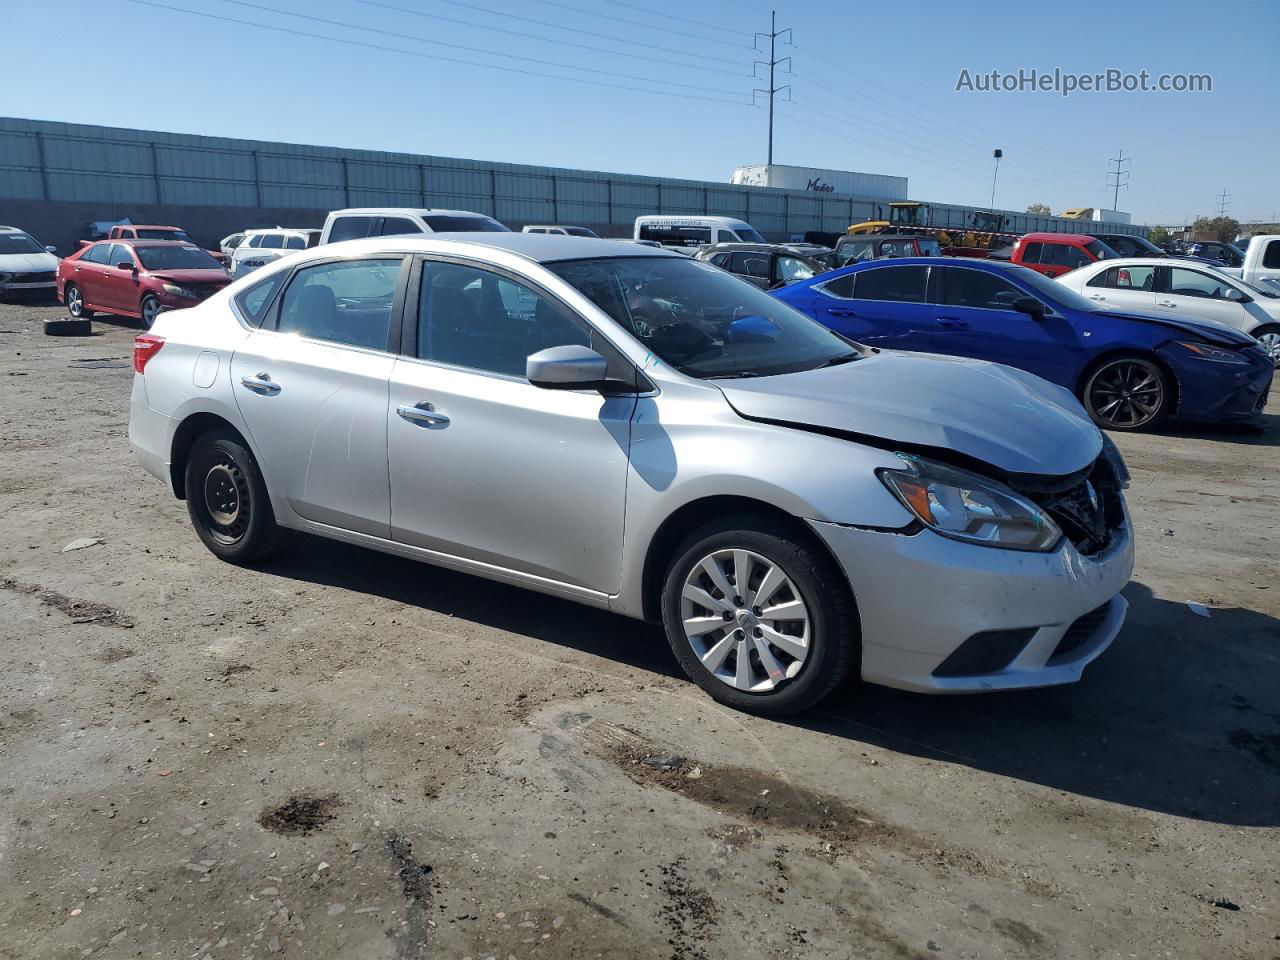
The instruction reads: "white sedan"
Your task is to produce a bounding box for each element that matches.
[1057,257,1280,363]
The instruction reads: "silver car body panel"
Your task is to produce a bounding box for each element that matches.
[130,233,1132,694]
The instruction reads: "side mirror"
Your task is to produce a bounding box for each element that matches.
[45,245,57,254]
[117,261,136,271]
[1224,287,1249,303]
[527,345,609,391]
[1011,296,1047,319]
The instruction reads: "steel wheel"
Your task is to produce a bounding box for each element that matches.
[201,458,251,545]
[140,295,162,329]
[1085,357,1167,430]
[679,548,810,693]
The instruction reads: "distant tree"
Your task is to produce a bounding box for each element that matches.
[1148,226,1170,245]
[1193,216,1240,242]
[1026,203,1052,215]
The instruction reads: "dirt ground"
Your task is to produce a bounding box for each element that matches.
[0,300,1276,960]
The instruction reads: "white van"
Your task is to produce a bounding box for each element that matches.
[320,208,509,245]
[634,215,766,251]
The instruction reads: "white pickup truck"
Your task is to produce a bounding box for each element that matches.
[1221,235,1280,288]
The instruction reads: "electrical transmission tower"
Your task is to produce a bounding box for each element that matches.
[1215,190,1231,217]
[753,11,791,166]
[1106,150,1130,210]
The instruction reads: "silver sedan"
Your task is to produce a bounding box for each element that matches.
[129,233,1134,715]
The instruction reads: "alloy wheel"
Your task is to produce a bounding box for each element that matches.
[66,285,83,316]
[141,297,161,329]
[1256,330,1280,366]
[679,548,810,692]
[202,460,250,544]
[1087,359,1165,429]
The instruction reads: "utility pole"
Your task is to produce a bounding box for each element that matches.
[1106,149,1130,210]
[990,149,1002,211]
[1215,189,1231,217]
[753,12,791,168]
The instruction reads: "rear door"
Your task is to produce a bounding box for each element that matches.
[230,256,407,537]
[811,264,935,350]
[73,243,115,309]
[386,256,634,594]
[1249,238,1280,285]
[1081,264,1158,312]
[929,266,1082,384]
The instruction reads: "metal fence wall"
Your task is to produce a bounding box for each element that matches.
[0,117,1147,250]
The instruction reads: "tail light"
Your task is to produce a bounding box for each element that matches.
[133,334,165,374]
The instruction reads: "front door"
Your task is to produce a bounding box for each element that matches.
[1154,266,1250,332]
[928,266,1082,385]
[230,256,407,537]
[387,257,633,595]
[101,242,142,313]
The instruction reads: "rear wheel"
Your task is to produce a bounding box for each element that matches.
[1082,355,1171,431]
[1252,324,1280,366]
[660,515,857,715]
[184,430,282,564]
[65,283,94,318]
[140,294,162,330]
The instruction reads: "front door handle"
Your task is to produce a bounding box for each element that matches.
[1157,300,1177,308]
[240,373,280,395]
[826,307,858,317]
[1088,294,1106,301]
[936,317,969,329]
[397,402,450,427]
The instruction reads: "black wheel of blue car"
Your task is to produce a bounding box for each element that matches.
[1083,355,1170,431]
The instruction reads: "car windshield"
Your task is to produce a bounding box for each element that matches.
[1123,236,1164,255]
[564,227,599,237]
[0,232,44,255]
[1006,264,1105,312]
[735,227,767,243]
[423,215,509,232]
[137,229,194,243]
[136,245,223,271]
[1085,239,1119,260]
[549,256,857,378]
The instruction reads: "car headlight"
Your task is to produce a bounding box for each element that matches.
[162,283,198,299]
[1173,341,1249,364]
[878,455,1062,552]
[1099,433,1130,489]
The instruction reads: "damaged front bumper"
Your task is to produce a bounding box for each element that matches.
[809,507,1134,694]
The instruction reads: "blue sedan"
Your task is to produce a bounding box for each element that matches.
[773,257,1273,431]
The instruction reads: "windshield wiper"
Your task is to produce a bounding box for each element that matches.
[812,352,860,369]
[706,371,763,379]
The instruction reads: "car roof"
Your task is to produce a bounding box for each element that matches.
[1020,232,1097,242]
[327,208,494,218]
[90,238,199,248]
[125,224,184,231]
[244,227,317,236]
[320,232,683,263]
[836,256,1020,271]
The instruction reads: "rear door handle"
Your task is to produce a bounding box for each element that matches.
[826,307,858,317]
[936,317,969,329]
[397,402,450,427]
[240,373,280,395]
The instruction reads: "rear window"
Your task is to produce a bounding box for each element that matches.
[235,270,287,326]
[137,228,194,243]
[379,217,422,237]
[422,215,508,232]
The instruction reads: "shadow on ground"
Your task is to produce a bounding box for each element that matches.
[1144,409,1279,447]
[265,537,1280,827]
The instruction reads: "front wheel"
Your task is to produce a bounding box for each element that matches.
[140,294,162,330]
[1082,355,1171,431]
[184,431,282,564]
[1252,324,1280,366]
[660,516,858,715]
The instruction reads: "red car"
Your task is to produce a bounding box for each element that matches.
[58,239,230,329]
[1007,232,1119,278]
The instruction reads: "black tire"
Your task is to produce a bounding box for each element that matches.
[140,294,162,330]
[64,283,95,318]
[44,317,92,337]
[1082,354,1171,431]
[1251,324,1280,366]
[660,514,858,716]
[184,430,282,564]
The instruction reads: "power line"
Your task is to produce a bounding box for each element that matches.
[753,11,791,166]
[526,0,746,49]
[1106,150,1130,210]
[349,0,748,76]
[128,0,753,106]
[219,0,748,95]
[592,0,750,36]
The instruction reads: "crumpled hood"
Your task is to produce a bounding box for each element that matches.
[717,351,1102,477]
[149,269,231,285]
[0,251,59,273]
[1102,309,1257,347]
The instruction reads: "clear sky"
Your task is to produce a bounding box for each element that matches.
[7,0,1277,226]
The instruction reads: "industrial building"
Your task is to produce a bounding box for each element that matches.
[0,117,1146,252]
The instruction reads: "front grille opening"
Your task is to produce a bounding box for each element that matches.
[1017,456,1124,556]
[932,627,1037,678]
[1048,602,1111,665]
